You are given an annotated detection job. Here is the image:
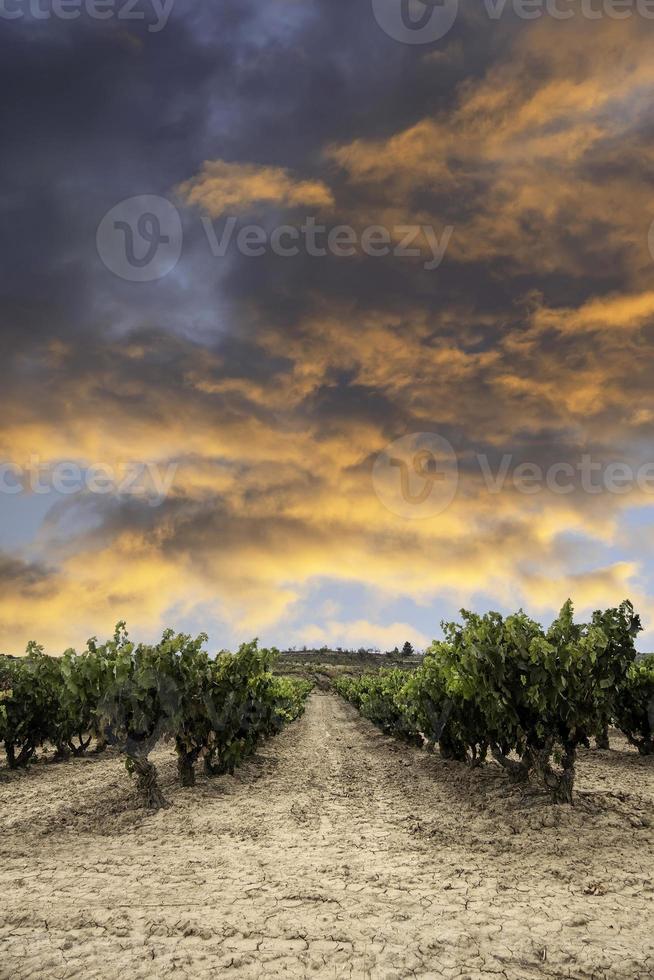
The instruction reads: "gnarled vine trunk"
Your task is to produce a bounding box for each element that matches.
[491,745,531,783]
[128,754,169,809]
[6,741,36,769]
[125,737,168,809]
[595,723,610,750]
[68,733,92,757]
[176,744,201,787]
[467,741,488,768]
[438,729,467,762]
[534,741,576,804]
[624,732,654,756]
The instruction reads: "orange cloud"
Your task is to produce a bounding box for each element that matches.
[177,160,334,215]
[328,18,654,278]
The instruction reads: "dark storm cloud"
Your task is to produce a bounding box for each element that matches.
[0,0,545,487]
[0,1,518,358]
[0,0,511,439]
[0,553,53,591]
[2,6,654,649]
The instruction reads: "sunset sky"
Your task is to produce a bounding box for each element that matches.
[3,2,654,653]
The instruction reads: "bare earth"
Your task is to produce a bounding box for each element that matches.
[1,692,653,980]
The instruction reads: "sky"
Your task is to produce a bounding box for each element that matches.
[2,1,654,653]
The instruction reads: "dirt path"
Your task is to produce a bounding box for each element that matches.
[1,692,653,979]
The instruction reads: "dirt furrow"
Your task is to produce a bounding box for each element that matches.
[1,692,653,979]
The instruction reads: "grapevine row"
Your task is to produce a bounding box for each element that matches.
[0,625,312,808]
[335,600,654,803]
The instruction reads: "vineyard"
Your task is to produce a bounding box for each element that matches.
[1,601,653,809]
[335,600,654,803]
[0,625,311,809]
[1,606,654,978]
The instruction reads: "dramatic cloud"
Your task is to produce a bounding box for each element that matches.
[2,9,654,652]
[329,18,654,279]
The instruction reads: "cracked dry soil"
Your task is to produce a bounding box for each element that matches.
[1,692,653,979]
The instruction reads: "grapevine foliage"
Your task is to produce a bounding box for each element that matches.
[335,600,650,803]
[0,628,312,809]
[334,670,422,745]
[614,654,654,755]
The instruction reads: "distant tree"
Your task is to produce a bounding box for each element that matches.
[402,641,414,657]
